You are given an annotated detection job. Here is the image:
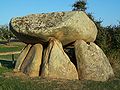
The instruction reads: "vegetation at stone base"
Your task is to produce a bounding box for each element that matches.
[106,49,120,78]
[0,62,119,90]
[0,67,12,75]
[0,74,120,90]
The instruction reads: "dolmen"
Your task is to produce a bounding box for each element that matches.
[9,11,114,81]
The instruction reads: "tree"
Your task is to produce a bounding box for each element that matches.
[72,0,87,11]
[0,25,15,42]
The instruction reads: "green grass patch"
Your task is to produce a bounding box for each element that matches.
[0,42,26,53]
[0,45,24,52]
[0,46,22,52]
[0,76,120,90]
[0,42,25,60]
[0,67,12,75]
[0,54,20,60]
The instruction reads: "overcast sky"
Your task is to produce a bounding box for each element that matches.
[0,0,120,26]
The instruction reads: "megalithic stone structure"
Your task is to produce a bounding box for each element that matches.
[10,11,114,81]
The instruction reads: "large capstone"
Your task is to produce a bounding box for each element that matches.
[10,11,97,45]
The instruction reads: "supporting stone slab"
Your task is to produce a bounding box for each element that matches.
[41,38,78,80]
[14,44,32,71]
[75,40,114,81]
[14,44,43,77]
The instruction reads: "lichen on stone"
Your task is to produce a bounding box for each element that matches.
[12,12,66,32]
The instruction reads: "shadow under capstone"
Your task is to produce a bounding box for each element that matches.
[64,47,77,69]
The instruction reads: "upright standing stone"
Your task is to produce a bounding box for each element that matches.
[14,44,32,72]
[20,44,43,77]
[41,38,78,80]
[75,40,114,81]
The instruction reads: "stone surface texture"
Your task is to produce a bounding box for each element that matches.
[75,40,114,81]
[41,38,78,80]
[10,11,97,45]
[14,44,32,71]
[15,44,43,77]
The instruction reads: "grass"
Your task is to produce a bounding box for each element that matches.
[0,67,12,75]
[0,75,120,90]
[0,54,20,60]
[0,46,22,52]
[0,42,25,53]
[0,42,26,60]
